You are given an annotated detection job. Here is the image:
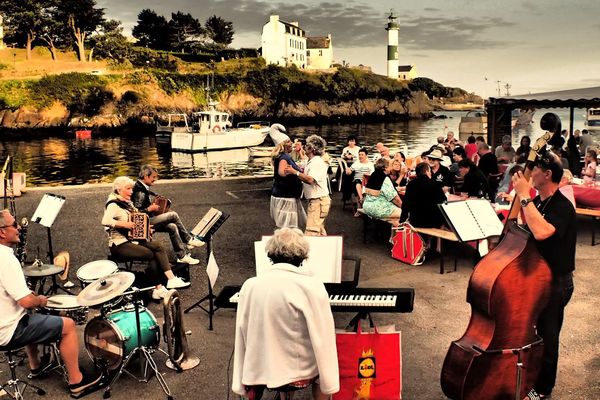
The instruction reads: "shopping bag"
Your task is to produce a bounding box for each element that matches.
[334,319,402,400]
[391,223,426,265]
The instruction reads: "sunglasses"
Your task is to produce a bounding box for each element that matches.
[0,220,18,229]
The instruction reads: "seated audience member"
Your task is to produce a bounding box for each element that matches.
[400,162,447,228]
[132,165,204,265]
[232,228,339,400]
[103,176,190,300]
[444,131,458,146]
[0,210,102,398]
[388,158,409,189]
[346,148,374,215]
[495,135,516,164]
[458,159,490,198]
[450,146,467,177]
[341,135,360,164]
[426,149,454,192]
[497,153,528,195]
[581,149,597,184]
[477,142,500,178]
[558,169,576,208]
[464,135,478,160]
[338,136,359,204]
[471,136,487,164]
[566,132,582,177]
[516,136,532,159]
[362,158,402,223]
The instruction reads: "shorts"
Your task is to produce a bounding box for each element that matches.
[7,314,63,349]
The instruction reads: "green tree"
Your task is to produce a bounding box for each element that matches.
[55,0,105,61]
[88,19,131,62]
[168,12,204,53]
[132,9,169,50]
[0,0,52,60]
[205,15,234,47]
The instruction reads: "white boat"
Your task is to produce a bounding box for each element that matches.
[156,113,192,144]
[170,102,274,152]
[458,110,487,140]
[585,108,600,131]
[249,146,276,157]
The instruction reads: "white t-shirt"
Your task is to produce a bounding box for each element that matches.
[303,156,330,199]
[342,146,360,162]
[350,160,374,181]
[0,245,31,345]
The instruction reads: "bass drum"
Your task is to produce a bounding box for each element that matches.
[84,305,160,370]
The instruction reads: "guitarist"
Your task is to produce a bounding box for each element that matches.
[512,152,576,399]
[132,165,204,265]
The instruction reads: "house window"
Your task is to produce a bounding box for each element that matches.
[285,26,290,33]
[307,50,310,56]
[319,50,323,56]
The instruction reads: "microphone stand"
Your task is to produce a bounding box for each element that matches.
[102,286,172,400]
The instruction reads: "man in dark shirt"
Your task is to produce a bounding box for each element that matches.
[132,165,204,265]
[512,152,576,399]
[426,149,453,192]
[400,162,447,228]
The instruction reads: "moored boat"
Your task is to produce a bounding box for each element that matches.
[585,107,600,130]
[458,110,487,140]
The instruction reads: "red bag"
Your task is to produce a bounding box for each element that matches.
[334,321,402,400]
[391,223,426,265]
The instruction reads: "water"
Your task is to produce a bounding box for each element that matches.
[0,109,593,187]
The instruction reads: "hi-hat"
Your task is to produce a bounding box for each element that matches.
[77,272,135,307]
[23,263,64,277]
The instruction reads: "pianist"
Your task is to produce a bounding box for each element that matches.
[232,228,339,399]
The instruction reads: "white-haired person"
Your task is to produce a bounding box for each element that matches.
[296,135,331,236]
[102,176,190,300]
[270,133,307,229]
[232,228,339,400]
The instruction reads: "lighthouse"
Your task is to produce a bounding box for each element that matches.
[385,12,399,79]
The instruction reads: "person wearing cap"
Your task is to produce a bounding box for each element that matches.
[426,149,453,192]
[495,135,516,164]
[296,135,331,236]
[512,152,576,399]
[270,134,306,229]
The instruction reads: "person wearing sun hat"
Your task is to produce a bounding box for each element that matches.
[426,149,454,192]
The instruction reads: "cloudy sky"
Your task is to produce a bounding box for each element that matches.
[98,0,600,97]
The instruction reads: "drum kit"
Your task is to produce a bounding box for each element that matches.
[37,260,174,399]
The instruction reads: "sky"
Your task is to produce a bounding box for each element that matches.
[97,0,600,98]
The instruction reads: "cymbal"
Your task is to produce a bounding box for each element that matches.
[23,263,64,277]
[77,272,135,307]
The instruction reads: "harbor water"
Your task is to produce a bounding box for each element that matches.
[0,109,593,186]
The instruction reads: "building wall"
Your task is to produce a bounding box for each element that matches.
[261,15,306,68]
[398,66,417,81]
[306,35,333,70]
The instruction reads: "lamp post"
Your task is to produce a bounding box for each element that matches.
[13,51,16,69]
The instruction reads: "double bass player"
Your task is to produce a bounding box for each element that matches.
[512,151,576,399]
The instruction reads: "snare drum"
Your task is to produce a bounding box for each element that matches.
[84,304,160,370]
[77,260,119,287]
[43,295,88,325]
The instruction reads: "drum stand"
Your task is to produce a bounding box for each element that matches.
[103,287,173,400]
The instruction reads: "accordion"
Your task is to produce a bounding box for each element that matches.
[153,195,172,216]
[128,212,151,241]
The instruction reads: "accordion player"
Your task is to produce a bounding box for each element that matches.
[153,195,172,216]
[128,212,151,241]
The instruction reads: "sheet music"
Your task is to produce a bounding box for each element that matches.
[254,235,343,283]
[440,199,503,242]
[191,207,223,238]
[31,193,66,228]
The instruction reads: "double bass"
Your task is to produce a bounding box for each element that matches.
[440,113,562,400]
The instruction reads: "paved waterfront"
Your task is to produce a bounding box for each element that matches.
[3,177,599,399]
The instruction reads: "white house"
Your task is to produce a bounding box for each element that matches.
[398,65,417,81]
[0,15,5,50]
[261,15,307,68]
[306,34,333,70]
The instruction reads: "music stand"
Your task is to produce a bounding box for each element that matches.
[31,193,70,295]
[184,210,229,330]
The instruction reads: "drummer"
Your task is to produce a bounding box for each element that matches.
[0,209,102,397]
[102,176,190,300]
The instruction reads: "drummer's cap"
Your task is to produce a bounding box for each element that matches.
[535,152,563,183]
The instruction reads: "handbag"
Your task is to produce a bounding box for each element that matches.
[334,316,402,400]
[391,223,426,265]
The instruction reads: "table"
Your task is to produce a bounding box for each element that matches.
[572,184,600,209]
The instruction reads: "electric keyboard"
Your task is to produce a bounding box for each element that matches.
[224,286,414,313]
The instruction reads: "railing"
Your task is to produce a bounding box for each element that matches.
[236,120,270,129]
